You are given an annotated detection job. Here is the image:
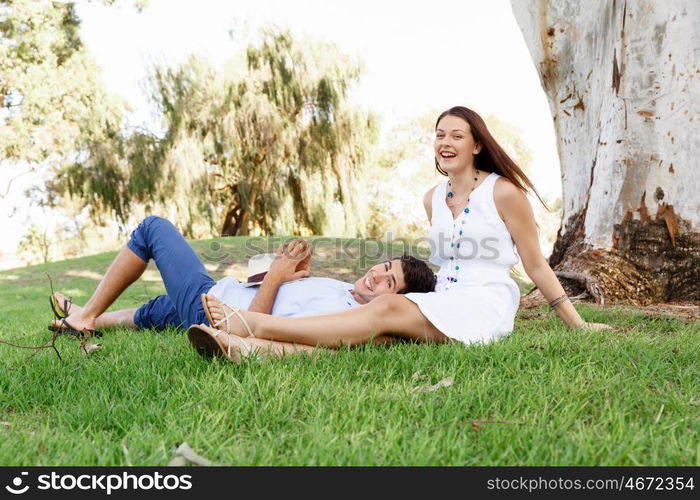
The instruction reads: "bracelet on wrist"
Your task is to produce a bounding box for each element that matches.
[548,294,569,308]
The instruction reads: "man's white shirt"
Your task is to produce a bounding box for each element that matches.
[207,277,361,317]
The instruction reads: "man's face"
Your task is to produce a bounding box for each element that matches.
[350,259,406,304]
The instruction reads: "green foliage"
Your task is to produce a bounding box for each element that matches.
[0,0,126,165]
[17,224,50,264]
[52,27,378,238]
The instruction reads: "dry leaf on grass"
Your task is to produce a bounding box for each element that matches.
[413,376,454,393]
[168,442,213,467]
[689,397,700,406]
[425,377,453,392]
[1,421,9,429]
[79,331,102,355]
[80,340,102,355]
[122,444,133,466]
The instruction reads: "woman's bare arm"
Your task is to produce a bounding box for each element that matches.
[494,178,591,328]
[423,186,436,223]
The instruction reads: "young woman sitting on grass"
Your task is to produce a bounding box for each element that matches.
[188,106,613,362]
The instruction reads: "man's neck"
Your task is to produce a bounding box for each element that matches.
[349,289,369,304]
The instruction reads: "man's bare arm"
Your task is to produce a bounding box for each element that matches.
[247,274,285,314]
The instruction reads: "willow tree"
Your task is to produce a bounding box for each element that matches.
[511,0,699,305]
[56,28,377,237]
[0,0,125,171]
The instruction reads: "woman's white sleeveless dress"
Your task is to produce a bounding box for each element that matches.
[404,171,521,344]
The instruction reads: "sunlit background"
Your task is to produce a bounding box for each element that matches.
[0,0,563,270]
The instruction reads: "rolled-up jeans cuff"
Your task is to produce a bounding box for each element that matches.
[126,239,149,263]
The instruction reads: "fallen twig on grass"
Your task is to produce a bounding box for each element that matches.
[452,419,525,431]
[0,273,103,365]
[0,330,65,364]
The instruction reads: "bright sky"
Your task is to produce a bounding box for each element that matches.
[75,0,562,193]
[1,0,562,268]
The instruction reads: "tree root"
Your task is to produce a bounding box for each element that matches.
[554,271,605,305]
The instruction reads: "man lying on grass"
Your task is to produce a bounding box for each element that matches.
[49,216,436,349]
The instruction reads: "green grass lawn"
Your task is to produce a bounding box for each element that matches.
[0,236,698,466]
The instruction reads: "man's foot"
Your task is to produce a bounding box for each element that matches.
[50,294,97,333]
[52,292,84,317]
[201,294,255,337]
[52,292,133,331]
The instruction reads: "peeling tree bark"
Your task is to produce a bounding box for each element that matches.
[511,0,700,306]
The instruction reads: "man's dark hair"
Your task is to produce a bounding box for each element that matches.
[397,255,436,294]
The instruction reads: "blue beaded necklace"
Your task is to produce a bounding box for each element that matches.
[445,169,480,284]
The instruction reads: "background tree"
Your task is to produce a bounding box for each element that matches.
[53,28,378,238]
[0,0,126,168]
[512,0,699,305]
[0,0,134,266]
[17,224,50,264]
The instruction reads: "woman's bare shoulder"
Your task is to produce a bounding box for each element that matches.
[423,185,438,204]
[423,185,438,221]
[493,176,528,221]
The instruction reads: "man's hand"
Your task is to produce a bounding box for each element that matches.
[294,241,312,276]
[247,239,313,315]
[267,239,313,284]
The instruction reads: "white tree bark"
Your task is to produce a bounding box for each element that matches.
[511,0,699,242]
[511,0,699,303]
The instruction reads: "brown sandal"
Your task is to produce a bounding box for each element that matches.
[187,324,253,362]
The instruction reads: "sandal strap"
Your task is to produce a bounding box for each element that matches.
[63,297,72,316]
[49,295,64,320]
[211,328,253,358]
[49,294,74,320]
[48,318,103,338]
[236,336,253,356]
[212,329,233,358]
[213,304,254,338]
[230,335,253,358]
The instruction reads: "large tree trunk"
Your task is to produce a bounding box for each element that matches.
[511,0,700,306]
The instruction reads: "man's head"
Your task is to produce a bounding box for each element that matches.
[350,255,436,304]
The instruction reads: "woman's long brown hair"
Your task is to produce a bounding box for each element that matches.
[435,106,549,210]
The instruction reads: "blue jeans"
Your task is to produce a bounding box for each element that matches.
[128,216,215,330]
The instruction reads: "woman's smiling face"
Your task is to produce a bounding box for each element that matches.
[434,115,481,173]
